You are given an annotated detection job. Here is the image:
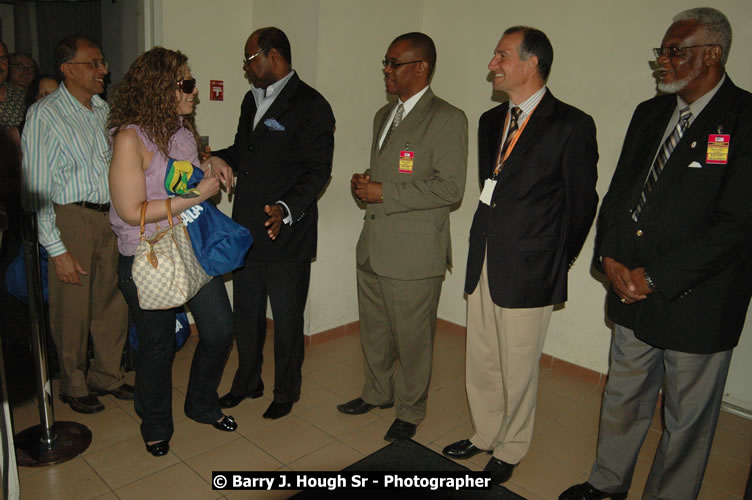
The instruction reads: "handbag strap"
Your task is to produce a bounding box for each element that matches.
[139,199,175,239]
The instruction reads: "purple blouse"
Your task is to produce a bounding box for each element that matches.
[109,124,199,256]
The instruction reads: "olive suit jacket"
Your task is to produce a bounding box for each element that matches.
[356,88,468,279]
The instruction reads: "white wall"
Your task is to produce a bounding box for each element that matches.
[156,0,752,374]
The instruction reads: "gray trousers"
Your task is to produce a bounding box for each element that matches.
[589,323,732,499]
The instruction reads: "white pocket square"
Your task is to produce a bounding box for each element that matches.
[688,161,703,169]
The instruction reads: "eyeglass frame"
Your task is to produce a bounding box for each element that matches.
[0,56,9,63]
[177,78,197,94]
[243,47,268,65]
[11,63,35,73]
[652,44,718,59]
[66,59,109,70]
[382,58,423,70]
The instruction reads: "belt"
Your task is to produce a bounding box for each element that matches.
[71,201,110,212]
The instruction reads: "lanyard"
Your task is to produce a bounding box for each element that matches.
[493,101,540,175]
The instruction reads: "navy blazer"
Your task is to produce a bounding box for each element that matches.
[214,73,335,262]
[595,76,752,353]
[465,90,599,308]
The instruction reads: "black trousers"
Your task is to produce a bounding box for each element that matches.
[229,259,310,404]
[118,255,233,442]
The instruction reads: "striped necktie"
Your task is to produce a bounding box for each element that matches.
[380,103,404,151]
[494,106,521,176]
[632,106,692,222]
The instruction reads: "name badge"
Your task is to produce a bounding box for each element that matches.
[706,134,730,164]
[399,150,414,173]
[479,178,497,205]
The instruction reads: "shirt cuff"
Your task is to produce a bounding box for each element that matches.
[276,200,293,225]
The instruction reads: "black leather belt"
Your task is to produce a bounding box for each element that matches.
[71,201,110,212]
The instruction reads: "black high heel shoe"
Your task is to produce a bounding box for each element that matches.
[212,414,238,432]
[145,441,169,457]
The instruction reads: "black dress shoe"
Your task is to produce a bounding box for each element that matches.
[384,418,417,442]
[263,401,293,419]
[218,388,263,409]
[337,397,394,415]
[212,414,238,431]
[484,457,516,484]
[59,393,104,414]
[442,439,491,459]
[145,441,169,457]
[559,482,627,500]
[91,383,135,400]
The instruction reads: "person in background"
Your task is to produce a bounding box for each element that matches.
[108,46,238,457]
[9,52,38,92]
[0,41,26,132]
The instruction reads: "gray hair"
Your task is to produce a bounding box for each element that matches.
[673,7,731,65]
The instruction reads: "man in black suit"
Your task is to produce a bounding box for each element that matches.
[442,26,598,484]
[560,7,752,500]
[210,27,335,420]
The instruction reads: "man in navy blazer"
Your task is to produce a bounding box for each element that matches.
[561,8,752,500]
[443,26,598,485]
[210,27,335,420]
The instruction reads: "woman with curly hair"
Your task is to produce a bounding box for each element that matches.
[108,47,237,457]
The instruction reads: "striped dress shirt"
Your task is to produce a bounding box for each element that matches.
[21,82,111,257]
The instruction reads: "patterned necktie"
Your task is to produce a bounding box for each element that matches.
[494,106,521,175]
[380,103,404,151]
[632,106,692,222]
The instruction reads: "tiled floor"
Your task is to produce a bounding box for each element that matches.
[9,325,752,499]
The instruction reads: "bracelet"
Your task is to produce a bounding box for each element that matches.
[643,271,657,290]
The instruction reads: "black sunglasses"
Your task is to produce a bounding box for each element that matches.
[177,78,197,94]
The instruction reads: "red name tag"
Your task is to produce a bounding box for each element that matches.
[706,134,730,164]
[399,151,414,173]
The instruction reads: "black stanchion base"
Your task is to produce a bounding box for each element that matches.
[14,421,92,467]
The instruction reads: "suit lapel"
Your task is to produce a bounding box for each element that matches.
[496,90,555,175]
[377,89,434,156]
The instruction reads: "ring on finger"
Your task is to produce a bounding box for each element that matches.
[620,297,627,303]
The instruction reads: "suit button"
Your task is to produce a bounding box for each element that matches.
[370,214,375,220]
[636,229,643,237]
[248,146,253,151]
[243,170,249,176]
[492,202,497,208]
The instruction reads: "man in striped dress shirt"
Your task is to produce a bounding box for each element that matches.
[22,35,131,414]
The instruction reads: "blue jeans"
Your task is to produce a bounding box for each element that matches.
[118,254,233,443]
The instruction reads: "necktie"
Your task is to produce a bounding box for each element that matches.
[632,106,692,222]
[494,106,521,175]
[380,103,404,151]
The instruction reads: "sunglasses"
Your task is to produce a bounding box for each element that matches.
[177,78,197,94]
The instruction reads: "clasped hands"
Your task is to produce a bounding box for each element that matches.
[602,257,653,305]
[351,173,383,204]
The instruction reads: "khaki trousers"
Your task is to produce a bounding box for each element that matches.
[357,259,443,425]
[466,255,552,464]
[48,204,127,397]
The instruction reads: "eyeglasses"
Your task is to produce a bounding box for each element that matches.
[653,44,717,59]
[177,78,197,94]
[67,60,109,70]
[12,64,35,73]
[382,58,423,70]
[243,48,267,65]
[0,56,8,63]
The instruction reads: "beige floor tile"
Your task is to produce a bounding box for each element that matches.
[637,428,661,461]
[225,488,298,499]
[530,422,597,473]
[710,425,752,465]
[121,386,189,425]
[704,450,749,496]
[535,389,578,432]
[114,462,221,500]
[511,447,588,499]
[245,415,334,464]
[227,395,277,437]
[185,437,283,481]
[414,401,468,442]
[291,378,340,414]
[77,406,141,455]
[555,401,601,438]
[169,417,244,460]
[92,492,120,500]
[428,382,470,419]
[504,480,546,500]
[19,456,111,500]
[626,454,653,499]
[304,363,364,399]
[84,434,180,489]
[338,416,395,456]
[170,354,194,392]
[717,410,752,437]
[287,440,364,471]
[580,384,605,410]
[296,398,380,438]
[538,370,601,402]
[430,419,475,450]
[698,480,740,499]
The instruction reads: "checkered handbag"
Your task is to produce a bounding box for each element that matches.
[132,200,211,310]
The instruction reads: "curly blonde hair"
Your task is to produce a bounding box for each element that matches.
[108,47,200,157]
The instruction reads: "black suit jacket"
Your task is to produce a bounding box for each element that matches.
[465,90,599,308]
[214,73,335,262]
[595,76,752,354]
